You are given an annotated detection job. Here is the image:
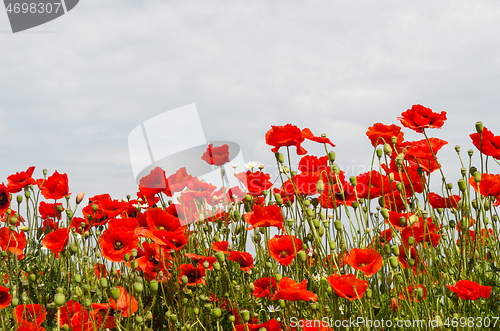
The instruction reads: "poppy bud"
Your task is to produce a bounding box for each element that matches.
[380,208,389,220]
[124,254,130,262]
[366,288,373,299]
[474,172,481,183]
[408,236,415,246]
[396,182,403,192]
[241,310,250,322]
[313,219,320,229]
[11,297,18,306]
[328,151,335,162]
[391,136,397,145]
[383,143,392,157]
[472,199,479,210]
[334,220,342,230]
[275,273,282,282]
[133,282,143,294]
[76,192,85,204]
[63,325,69,331]
[16,195,22,204]
[376,149,383,159]
[476,121,484,134]
[389,256,399,269]
[297,250,307,263]
[316,179,325,193]
[215,251,225,263]
[211,308,222,318]
[458,179,466,192]
[54,293,66,307]
[57,205,63,213]
[468,149,474,157]
[391,245,399,256]
[278,153,285,164]
[170,314,177,321]
[306,209,314,218]
[318,226,325,237]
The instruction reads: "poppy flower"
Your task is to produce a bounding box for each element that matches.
[397,104,447,133]
[271,277,318,302]
[280,172,320,196]
[253,277,278,298]
[212,241,231,254]
[145,208,184,234]
[446,280,492,300]
[236,171,273,196]
[138,166,167,197]
[399,284,427,302]
[38,201,64,220]
[42,228,70,258]
[234,319,282,331]
[16,321,47,331]
[378,229,392,244]
[0,285,11,308]
[15,304,46,325]
[268,235,303,266]
[178,264,206,286]
[0,184,10,215]
[36,171,70,200]
[109,286,138,317]
[59,300,83,327]
[228,251,254,272]
[163,167,193,196]
[345,248,383,278]
[355,170,391,200]
[398,245,425,275]
[70,308,103,331]
[201,143,230,166]
[366,123,404,147]
[7,166,36,193]
[148,230,187,250]
[265,124,334,155]
[401,217,441,248]
[319,181,357,208]
[470,126,500,159]
[469,173,500,197]
[0,227,26,260]
[0,210,24,227]
[428,192,460,209]
[327,274,369,301]
[298,155,329,174]
[405,138,448,160]
[244,204,284,231]
[185,253,217,270]
[99,227,139,263]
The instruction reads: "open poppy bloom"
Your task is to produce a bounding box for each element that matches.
[234,319,282,331]
[244,204,284,231]
[469,173,500,197]
[227,250,254,272]
[185,253,217,270]
[344,248,383,278]
[99,227,139,263]
[253,277,278,298]
[265,124,334,155]
[38,201,64,220]
[271,277,318,302]
[0,285,11,308]
[109,286,138,317]
[298,155,329,174]
[236,171,273,197]
[41,228,70,258]
[428,192,460,209]
[0,184,10,215]
[446,280,492,300]
[398,104,447,133]
[366,123,404,147]
[355,170,391,199]
[212,241,231,254]
[15,304,46,325]
[178,264,206,286]
[327,274,369,301]
[268,235,303,266]
[399,284,427,302]
[470,126,500,159]
[36,170,70,200]
[7,166,36,193]
[401,217,441,248]
[16,321,47,331]
[201,143,230,166]
[0,227,27,260]
[405,138,448,159]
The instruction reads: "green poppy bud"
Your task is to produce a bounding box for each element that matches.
[334,220,342,230]
[474,172,481,183]
[228,314,235,322]
[366,288,373,299]
[389,256,399,269]
[124,254,130,262]
[215,251,225,263]
[383,143,392,157]
[318,226,325,237]
[110,287,120,300]
[241,310,250,322]
[391,136,397,145]
[74,274,82,283]
[376,149,383,159]
[476,121,484,134]
[328,151,335,162]
[297,250,307,263]
[99,278,108,289]
[408,236,415,246]
[391,245,399,256]
[275,273,282,282]
[133,282,143,294]
[11,297,18,306]
[380,208,389,220]
[316,179,324,193]
[54,293,66,307]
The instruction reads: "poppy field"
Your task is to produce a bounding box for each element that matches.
[0,105,499,330]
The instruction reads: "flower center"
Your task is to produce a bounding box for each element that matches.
[280,251,289,258]
[114,241,124,250]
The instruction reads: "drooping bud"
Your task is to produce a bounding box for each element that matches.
[76,192,85,205]
[383,143,392,157]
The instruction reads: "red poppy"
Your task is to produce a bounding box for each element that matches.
[366,123,404,147]
[401,217,441,248]
[244,204,284,231]
[271,277,318,302]
[265,124,334,155]
[178,264,206,286]
[99,227,139,263]
[36,171,70,200]
[201,143,230,166]
[93,263,108,279]
[234,319,282,331]
[355,170,391,199]
[110,286,138,317]
[327,274,369,301]
[99,199,128,219]
[227,251,254,272]
[398,104,447,133]
[398,245,425,275]
[268,235,303,266]
[382,190,408,212]
[42,228,70,258]
[446,280,491,300]
[405,138,448,160]
[147,230,187,250]
[16,321,47,331]
[138,166,167,197]
[15,304,46,325]
[0,227,26,260]
[59,300,83,327]
[145,208,184,233]
[399,284,427,302]
[470,126,500,159]
[345,248,383,278]
[212,241,231,254]
[70,308,103,331]
[0,184,10,215]
[236,171,273,196]
[298,155,329,174]
[378,229,392,244]
[164,167,193,196]
[253,277,278,298]
[280,172,320,196]
[0,285,11,308]
[38,201,64,220]
[469,173,500,197]
[7,166,36,193]
[428,192,460,209]
[185,253,217,270]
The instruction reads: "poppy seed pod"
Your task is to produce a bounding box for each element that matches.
[24,191,30,199]
[474,172,481,183]
[349,176,357,187]
[328,151,335,162]
[54,293,66,307]
[133,282,143,294]
[455,145,460,153]
[391,245,399,256]
[215,251,225,263]
[275,273,283,282]
[458,179,466,192]
[391,136,397,145]
[241,310,250,322]
[476,121,484,134]
[389,256,399,269]
[16,195,22,204]
[468,149,474,157]
[334,220,342,230]
[99,278,108,289]
[211,308,222,319]
[297,250,307,263]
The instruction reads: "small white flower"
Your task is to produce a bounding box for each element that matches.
[258,164,265,170]
[267,305,281,313]
[245,161,260,169]
[232,163,238,169]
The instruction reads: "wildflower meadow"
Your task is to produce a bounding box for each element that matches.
[0,105,499,330]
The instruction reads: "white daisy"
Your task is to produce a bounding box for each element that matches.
[245,161,260,169]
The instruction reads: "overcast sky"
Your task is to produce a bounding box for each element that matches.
[1,1,500,204]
